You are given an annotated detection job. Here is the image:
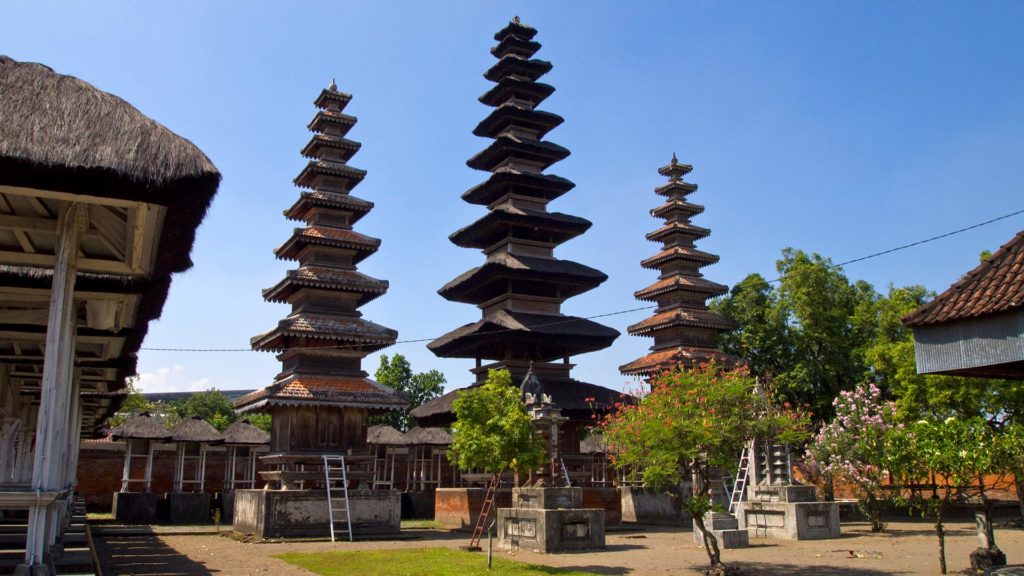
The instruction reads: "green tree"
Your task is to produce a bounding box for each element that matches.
[602,364,808,571]
[106,379,153,429]
[246,412,272,433]
[371,354,445,431]
[711,273,793,382]
[448,369,546,480]
[887,417,998,575]
[175,389,237,432]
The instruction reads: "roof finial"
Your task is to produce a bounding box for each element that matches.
[671,152,678,165]
[328,78,337,92]
[513,15,521,24]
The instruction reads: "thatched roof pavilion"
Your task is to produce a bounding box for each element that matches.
[367,424,408,446]
[169,416,224,444]
[110,412,173,441]
[404,426,452,446]
[222,419,271,446]
[0,55,219,567]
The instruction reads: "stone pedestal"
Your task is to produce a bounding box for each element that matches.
[497,487,604,553]
[232,489,400,539]
[620,486,689,525]
[112,492,158,524]
[220,491,236,523]
[167,492,210,524]
[694,511,749,548]
[435,487,512,531]
[738,485,839,540]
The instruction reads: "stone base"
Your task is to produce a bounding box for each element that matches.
[434,488,512,531]
[739,485,839,540]
[620,486,688,525]
[694,512,749,548]
[971,547,1008,572]
[167,492,211,524]
[232,489,400,539]
[582,487,622,526]
[497,506,605,553]
[401,491,435,519]
[741,501,840,540]
[112,492,158,524]
[220,491,236,523]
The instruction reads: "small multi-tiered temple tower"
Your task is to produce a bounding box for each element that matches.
[235,82,406,455]
[619,155,737,378]
[418,18,620,440]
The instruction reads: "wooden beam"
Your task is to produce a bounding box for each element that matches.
[0,214,57,233]
[0,185,138,209]
[0,249,133,274]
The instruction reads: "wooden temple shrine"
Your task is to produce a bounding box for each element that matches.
[110,413,172,524]
[619,155,737,378]
[231,82,406,539]
[412,17,624,530]
[0,55,220,574]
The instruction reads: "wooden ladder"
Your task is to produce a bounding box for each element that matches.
[323,455,353,542]
[559,458,571,487]
[727,446,750,514]
[469,473,500,549]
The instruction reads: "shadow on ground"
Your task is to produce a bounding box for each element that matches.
[95,534,214,575]
[723,562,910,575]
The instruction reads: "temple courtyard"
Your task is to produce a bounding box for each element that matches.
[92,520,1024,576]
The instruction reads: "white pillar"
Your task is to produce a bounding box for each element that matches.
[23,203,86,569]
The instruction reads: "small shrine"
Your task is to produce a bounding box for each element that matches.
[496,370,605,553]
[619,155,738,378]
[110,412,172,524]
[231,82,406,539]
[167,416,223,523]
[219,419,270,523]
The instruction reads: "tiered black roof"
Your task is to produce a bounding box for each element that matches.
[619,155,737,378]
[239,83,402,413]
[428,18,618,374]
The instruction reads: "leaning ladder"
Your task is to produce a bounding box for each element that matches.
[559,458,572,487]
[469,473,500,549]
[727,446,750,514]
[323,455,353,542]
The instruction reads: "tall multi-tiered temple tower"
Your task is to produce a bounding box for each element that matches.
[619,155,737,378]
[235,82,405,455]
[415,18,620,441]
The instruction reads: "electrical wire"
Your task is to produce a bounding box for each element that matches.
[140,206,1024,353]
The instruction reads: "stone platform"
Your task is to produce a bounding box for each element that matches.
[738,485,839,540]
[497,487,604,553]
[436,486,619,530]
[694,511,749,549]
[167,492,210,524]
[232,489,400,539]
[112,492,158,524]
[620,486,689,525]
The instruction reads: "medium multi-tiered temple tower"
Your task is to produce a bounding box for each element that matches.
[416,18,620,439]
[235,82,405,455]
[619,155,737,378]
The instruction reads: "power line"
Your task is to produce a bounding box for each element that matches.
[141,207,1024,353]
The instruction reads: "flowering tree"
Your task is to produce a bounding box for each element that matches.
[804,382,899,531]
[887,417,998,575]
[602,364,808,573]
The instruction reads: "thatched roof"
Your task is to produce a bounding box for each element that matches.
[110,412,172,441]
[170,416,224,444]
[404,426,452,446]
[367,424,408,446]
[0,55,221,276]
[221,419,270,446]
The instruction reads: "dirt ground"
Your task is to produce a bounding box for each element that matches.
[93,519,1024,576]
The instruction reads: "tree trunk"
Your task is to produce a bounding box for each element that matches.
[1016,477,1024,526]
[936,511,947,575]
[693,513,721,566]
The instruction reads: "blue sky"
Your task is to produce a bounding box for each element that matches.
[4,1,1023,394]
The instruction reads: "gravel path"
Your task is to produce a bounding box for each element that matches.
[93,520,1024,575]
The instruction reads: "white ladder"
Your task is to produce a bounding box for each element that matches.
[726,446,750,514]
[559,458,571,487]
[323,455,353,542]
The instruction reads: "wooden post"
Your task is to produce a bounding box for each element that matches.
[198,443,207,492]
[173,443,185,492]
[22,203,86,571]
[143,440,155,493]
[120,440,133,492]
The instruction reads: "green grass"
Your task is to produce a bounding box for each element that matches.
[400,519,441,529]
[275,547,601,576]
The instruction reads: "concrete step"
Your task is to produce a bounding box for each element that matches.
[54,548,94,574]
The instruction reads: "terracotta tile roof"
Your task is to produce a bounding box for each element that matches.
[627,308,735,336]
[645,221,710,242]
[619,347,738,376]
[250,313,397,351]
[651,199,704,218]
[234,376,406,412]
[641,246,719,269]
[903,230,1024,327]
[274,226,381,262]
[262,266,388,304]
[635,276,728,301]
[654,180,698,196]
[284,190,373,222]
